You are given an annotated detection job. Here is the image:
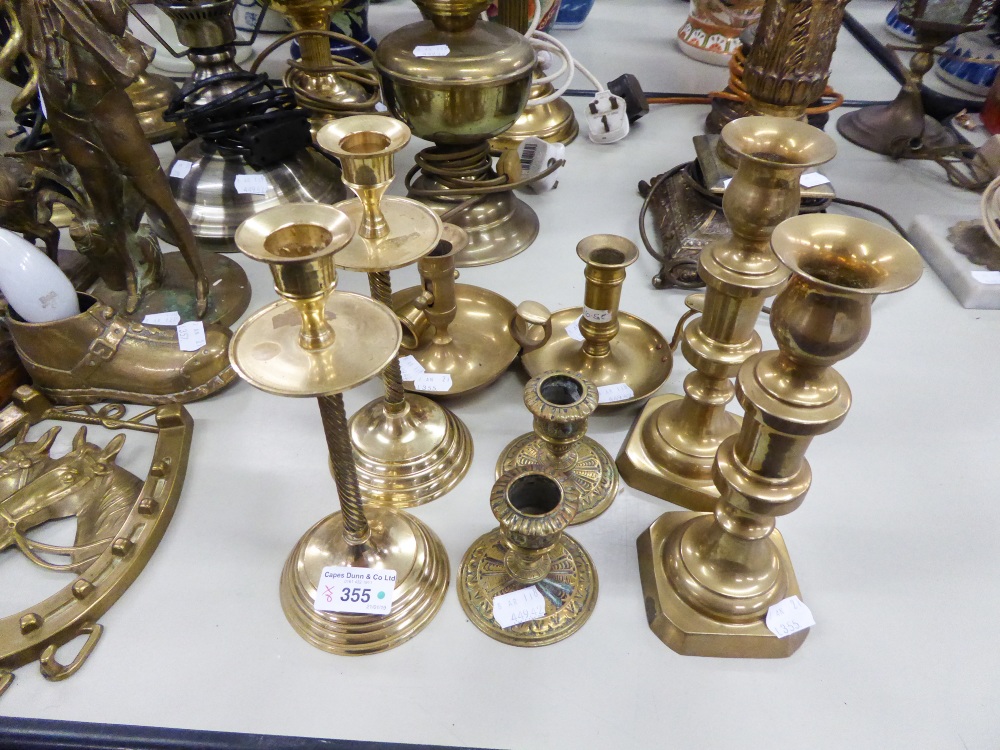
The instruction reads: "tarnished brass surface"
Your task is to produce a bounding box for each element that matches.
[392,228,519,395]
[520,234,671,406]
[332,198,444,272]
[126,71,182,144]
[637,213,922,658]
[618,117,836,511]
[458,471,597,646]
[0,386,192,687]
[497,372,618,524]
[490,74,579,150]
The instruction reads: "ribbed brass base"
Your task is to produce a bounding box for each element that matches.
[458,527,598,647]
[490,95,579,151]
[496,434,618,524]
[279,506,449,655]
[616,393,741,512]
[91,252,251,328]
[637,511,806,658]
[348,394,473,507]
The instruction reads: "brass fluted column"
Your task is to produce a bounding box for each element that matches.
[637,213,922,658]
[617,116,836,512]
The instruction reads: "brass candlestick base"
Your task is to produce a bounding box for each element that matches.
[518,235,671,407]
[496,372,617,524]
[91,252,250,328]
[617,117,836,511]
[392,226,519,395]
[637,213,922,658]
[459,471,598,647]
[232,204,449,654]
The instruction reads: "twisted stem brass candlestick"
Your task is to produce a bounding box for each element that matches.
[230,203,449,654]
[637,213,922,658]
[517,234,671,407]
[617,116,836,512]
[497,372,618,524]
[458,470,598,646]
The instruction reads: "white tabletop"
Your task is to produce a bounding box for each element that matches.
[3,2,999,748]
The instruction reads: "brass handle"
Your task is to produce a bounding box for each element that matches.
[510,300,552,352]
[668,293,705,352]
[396,291,434,350]
[39,622,103,682]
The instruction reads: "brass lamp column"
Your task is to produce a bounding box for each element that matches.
[374,0,538,266]
[638,213,922,658]
[518,234,671,407]
[317,115,473,508]
[230,203,449,654]
[617,117,836,512]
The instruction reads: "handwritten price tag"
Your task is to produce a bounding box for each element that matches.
[234,174,269,195]
[493,586,546,629]
[564,316,584,342]
[765,595,815,639]
[176,321,207,352]
[398,355,426,381]
[583,306,612,323]
[169,160,193,179]
[313,566,397,615]
[597,382,634,403]
[142,311,181,326]
[414,373,452,392]
[413,44,450,57]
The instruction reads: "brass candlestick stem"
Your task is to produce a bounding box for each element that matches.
[374,0,538,266]
[458,471,598,646]
[317,116,473,507]
[497,372,618,524]
[392,225,519,395]
[517,234,671,407]
[231,203,449,654]
[618,117,836,511]
[638,213,922,658]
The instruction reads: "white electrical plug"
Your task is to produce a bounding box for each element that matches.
[517,137,565,193]
[586,90,629,144]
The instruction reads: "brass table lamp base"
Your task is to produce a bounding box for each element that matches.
[490,80,579,151]
[91,251,250,328]
[836,88,957,156]
[458,472,597,647]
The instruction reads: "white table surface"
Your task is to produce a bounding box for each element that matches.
[3,2,999,748]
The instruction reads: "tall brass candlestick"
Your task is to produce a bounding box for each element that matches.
[637,213,922,658]
[231,203,449,654]
[617,117,836,511]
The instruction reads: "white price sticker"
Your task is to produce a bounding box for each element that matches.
[799,171,831,188]
[564,316,585,342]
[582,306,612,323]
[176,321,207,352]
[765,595,815,639]
[170,160,193,179]
[413,44,450,57]
[313,566,396,615]
[142,311,181,326]
[414,372,452,392]
[398,355,426,381]
[234,174,269,195]
[972,270,1000,285]
[597,382,634,403]
[493,586,546,629]
[374,101,388,113]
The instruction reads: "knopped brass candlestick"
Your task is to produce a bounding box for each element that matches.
[618,117,836,511]
[317,116,472,507]
[392,225,519,395]
[497,372,618,524]
[638,214,922,658]
[517,234,671,408]
[374,0,538,266]
[459,471,598,646]
[231,203,449,654]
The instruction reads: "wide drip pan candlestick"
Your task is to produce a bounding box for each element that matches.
[617,116,836,512]
[637,213,922,658]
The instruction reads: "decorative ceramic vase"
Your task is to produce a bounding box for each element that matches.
[885,0,917,42]
[553,0,596,29]
[233,0,292,31]
[288,0,378,64]
[935,28,1000,97]
[677,0,764,66]
[488,0,562,31]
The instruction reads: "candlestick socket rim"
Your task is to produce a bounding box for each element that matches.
[721,116,837,170]
[234,204,355,265]
[575,234,639,268]
[317,116,411,161]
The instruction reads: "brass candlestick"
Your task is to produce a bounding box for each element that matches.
[618,117,836,511]
[638,213,922,658]
[517,234,671,407]
[231,203,449,654]
[316,116,473,507]
[497,372,618,524]
[374,0,538,266]
[392,225,519,396]
[459,470,598,646]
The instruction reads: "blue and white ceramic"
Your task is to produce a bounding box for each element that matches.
[885,2,917,42]
[935,29,1000,98]
[553,0,596,29]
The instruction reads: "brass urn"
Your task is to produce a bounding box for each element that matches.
[374,0,538,266]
